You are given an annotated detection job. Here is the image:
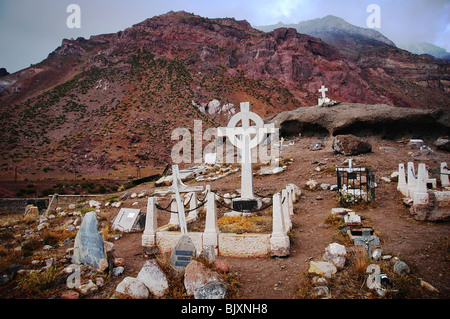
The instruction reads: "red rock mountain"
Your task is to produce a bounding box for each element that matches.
[0,11,448,180]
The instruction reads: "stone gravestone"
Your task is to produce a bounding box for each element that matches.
[72,211,106,268]
[217,102,277,211]
[169,234,197,273]
[154,165,203,272]
[112,208,144,232]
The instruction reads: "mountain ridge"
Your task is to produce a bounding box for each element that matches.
[0,11,448,181]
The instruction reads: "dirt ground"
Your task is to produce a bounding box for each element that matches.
[94,136,450,299]
[1,136,449,300]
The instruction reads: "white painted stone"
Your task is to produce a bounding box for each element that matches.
[203,185,219,248]
[413,163,429,206]
[142,197,158,248]
[281,189,292,231]
[407,162,417,197]
[397,163,408,196]
[115,277,149,299]
[270,192,290,257]
[344,211,361,224]
[136,260,169,298]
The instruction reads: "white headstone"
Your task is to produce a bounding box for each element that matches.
[112,208,143,232]
[270,192,290,257]
[397,163,407,196]
[142,197,158,248]
[407,162,416,197]
[204,153,217,165]
[203,185,219,248]
[413,163,429,206]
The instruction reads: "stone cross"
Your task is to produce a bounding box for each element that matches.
[353,228,380,256]
[217,102,276,201]
[319,85,328,98]
[318,85,328,106]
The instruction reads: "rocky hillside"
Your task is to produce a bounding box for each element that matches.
[256,15,397,61]
[0,11,449,180]
[256,15,450,109]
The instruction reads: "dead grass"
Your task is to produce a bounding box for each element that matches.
[15,266,64,298]
[218,214,272,234]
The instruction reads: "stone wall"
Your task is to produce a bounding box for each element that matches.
[0,198,49,213]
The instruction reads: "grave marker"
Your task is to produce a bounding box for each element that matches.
[318,85,329,106]
[112,208,144,232]
[154,165,203,271]
[217,102,277,211]
[168,235,197,272]
[441,162,449,187]
[353,228,380,257]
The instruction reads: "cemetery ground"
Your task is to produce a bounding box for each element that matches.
[0,136,449,299]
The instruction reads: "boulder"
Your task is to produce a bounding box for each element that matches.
[136,260,169,298]
[332,134,372,156]
[308,261,337,277]
[115,276,149,299]
[433,137,450,152]
[184,260,220,296]
[194,281,227,299]
[72,212,106,268]
[393,261,410,275]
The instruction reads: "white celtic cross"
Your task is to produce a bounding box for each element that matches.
[217,102,276,200]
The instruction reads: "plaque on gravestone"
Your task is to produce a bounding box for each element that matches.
[112,208,143,232]
[169,235,197,272]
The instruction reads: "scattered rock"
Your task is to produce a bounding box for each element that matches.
[393,261,410,275]
[113,266,124,276]
[61,290,79,299]
[194,280,227,299]
[306,180,318,190]
[98,258,109,272]
[114,257,125,267]
[372,248,383,260]
[308,261,337,278]
[115,276,149,299]
[184,260,220,296]
[199,245,216,263]
[311,285,330,298]
[214,259,230,272]
[325,243,347,256]
[312,276,328,287]
[434,137,450,152]
[136,260,169,298]
[78,279,98,295]
[332,134,372,156]
[420,280,440,293]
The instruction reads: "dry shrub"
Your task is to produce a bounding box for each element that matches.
[218,215,271,233]
[16,266,62,298]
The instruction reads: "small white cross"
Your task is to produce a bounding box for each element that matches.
[318,85,328,99]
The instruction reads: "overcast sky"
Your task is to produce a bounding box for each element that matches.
[0,0,449,73]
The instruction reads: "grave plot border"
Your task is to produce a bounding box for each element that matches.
[336,166,375,204]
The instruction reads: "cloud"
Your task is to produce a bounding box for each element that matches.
[0,0,449,73]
